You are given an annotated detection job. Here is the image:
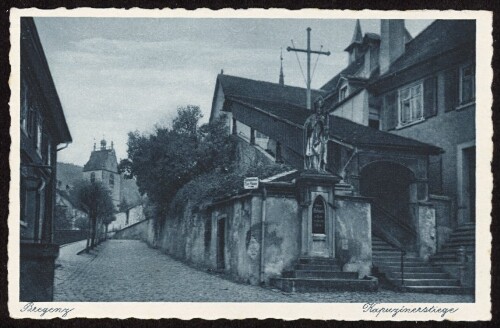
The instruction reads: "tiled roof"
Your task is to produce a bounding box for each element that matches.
[218,74,327,108]
[83,149,119,172]
[320,56,365,92]
[229,96,312,126]
[381,20,475,77]
[229,96,441,154]
[329,116,442,154]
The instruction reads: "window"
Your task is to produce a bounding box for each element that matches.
[109,173,114,188]
[21,81,28,133]
[26,102,36,138]
[46,142,52,166]
[398,82,423,127]
[90,172,96,183]
[460,63,475,105]
[36,116,43,156]
[339,85,348,102]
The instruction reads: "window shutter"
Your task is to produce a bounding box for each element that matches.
[424,76,437,118]
[384,91,398,130]
[444,68,459,112]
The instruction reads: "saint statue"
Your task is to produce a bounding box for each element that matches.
[305,96,329,172]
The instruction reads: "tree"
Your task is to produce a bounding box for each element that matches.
[73,179,116,251]
[118,106,234,217]
[54,205,73,230]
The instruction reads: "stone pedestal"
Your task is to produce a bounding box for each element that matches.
[296,171,341,258]
[20,243,59,301]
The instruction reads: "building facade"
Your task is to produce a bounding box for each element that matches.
[20,17,72,301]
[200,19,476,292]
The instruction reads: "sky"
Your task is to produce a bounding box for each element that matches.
[34,17,433,166]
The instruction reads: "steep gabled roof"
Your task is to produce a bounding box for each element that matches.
[320,55,365,92]
[227,96,442,154]
[217,74,327,108]
[381,20,475,77]
[83,149,118,172]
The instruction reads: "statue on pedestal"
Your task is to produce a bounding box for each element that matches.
[304,96,329,172]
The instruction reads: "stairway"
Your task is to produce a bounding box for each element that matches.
[270,257,378,293]
[372,236,468,294]
[431,223,475,264]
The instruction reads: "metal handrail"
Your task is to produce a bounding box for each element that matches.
[372,224,407,287]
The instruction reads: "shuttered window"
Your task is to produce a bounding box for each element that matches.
[444,68,459,112]
[383,91,398,131]
[460,63,475,105]
[424,76,438,118]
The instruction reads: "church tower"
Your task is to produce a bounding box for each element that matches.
[344,19,363,64]
[82,138,121,208]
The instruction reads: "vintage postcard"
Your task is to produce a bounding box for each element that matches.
[8,8,492,320]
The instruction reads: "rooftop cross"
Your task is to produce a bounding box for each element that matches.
[287,27,330,110]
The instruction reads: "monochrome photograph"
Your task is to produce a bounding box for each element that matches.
[9,8,492,320]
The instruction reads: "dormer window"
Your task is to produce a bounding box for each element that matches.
[339,85,348,102]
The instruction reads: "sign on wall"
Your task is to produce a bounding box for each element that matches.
[243,177,259,190]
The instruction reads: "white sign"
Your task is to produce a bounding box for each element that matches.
[243,177,259,190]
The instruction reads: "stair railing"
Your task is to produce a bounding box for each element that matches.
[372,224,407,287]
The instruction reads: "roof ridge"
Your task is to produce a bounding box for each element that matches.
[228,95,309,110]
[219,73,325,93]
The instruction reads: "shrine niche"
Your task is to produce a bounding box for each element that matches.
[312,196,326,234]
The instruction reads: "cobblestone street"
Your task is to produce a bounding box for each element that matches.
[54,240,474,302]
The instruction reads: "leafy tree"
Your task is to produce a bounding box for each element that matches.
[54,205,73,230]
[118,105,234,217]
[74,215,89,231]
[172,105,202,136]
[72,179,116,250]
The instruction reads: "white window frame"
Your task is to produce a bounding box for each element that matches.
[397,81,424,128]
[459,62,475,106]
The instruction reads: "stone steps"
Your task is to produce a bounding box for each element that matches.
[372,236,469,294]
[431,223,476,264]
[270,277,378,293]
[270,257,378,293]
[399,286,471,294]
[387,272,450,279]
[294,264,341,271]
[282,270,358,279]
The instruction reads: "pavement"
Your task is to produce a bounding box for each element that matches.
[53,239,474,302]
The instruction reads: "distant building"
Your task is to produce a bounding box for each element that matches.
[108,204,145,233]
[20,17,72,301]
[82,139,121,207]
[55,189,88,230]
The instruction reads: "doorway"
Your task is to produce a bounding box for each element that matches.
[216,217,226,270]
[360,161,413,227]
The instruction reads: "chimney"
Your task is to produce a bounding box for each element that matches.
[379,20,406,75]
